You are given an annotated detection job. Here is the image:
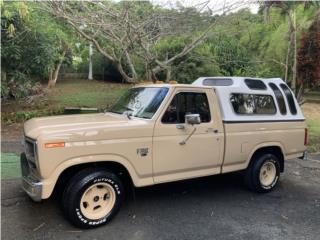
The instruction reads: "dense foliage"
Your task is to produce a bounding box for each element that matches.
[1,1,319,99]
[1,2,73,98]
[69,2,319,87]
[298,15,320,88]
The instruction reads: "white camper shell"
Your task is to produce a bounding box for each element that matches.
[192,77,304,122]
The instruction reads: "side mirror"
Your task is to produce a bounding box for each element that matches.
[185,114,201,125]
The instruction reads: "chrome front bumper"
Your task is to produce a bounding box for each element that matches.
[20,153,42,202]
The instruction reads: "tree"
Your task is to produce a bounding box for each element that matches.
[32,11,74,88]
[1,1,74,95]
[261,1,298,92]
[42,1,243,83]
[297,9,320,89]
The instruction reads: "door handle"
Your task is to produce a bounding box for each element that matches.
[176,124,185,130]
[206,128,218,133]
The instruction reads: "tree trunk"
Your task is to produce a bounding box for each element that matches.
[285,9,295,87]
[164,52,171,82]
[115,60,135,83]
[124,49,137,80]
[88,43,93,80]
[166,67,171,82]
[284,63,288,83]
[48,69,53,87]
[48,50,66,88]
[291,9,297,94]
[296,84,304,104]
[145,63,153,82]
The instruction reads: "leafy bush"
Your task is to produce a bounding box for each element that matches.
[1,71,43,99]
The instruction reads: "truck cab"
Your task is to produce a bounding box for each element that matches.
[21,77,307,228]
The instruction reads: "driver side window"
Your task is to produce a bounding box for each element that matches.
[162,92,211,124]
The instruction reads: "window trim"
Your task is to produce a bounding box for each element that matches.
[229,92,277,115]
[161,91,212,124]
[279,83,297,115]
[268,83,287,115]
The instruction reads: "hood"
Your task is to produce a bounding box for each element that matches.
[24,113,149,140]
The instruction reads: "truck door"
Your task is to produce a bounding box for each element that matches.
[153,88,224,183]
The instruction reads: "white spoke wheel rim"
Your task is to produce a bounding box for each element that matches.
[80,182,116,220]
[259,160,277,187]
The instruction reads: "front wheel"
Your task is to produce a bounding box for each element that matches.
[244,153,280,193]
[62,168,124,228]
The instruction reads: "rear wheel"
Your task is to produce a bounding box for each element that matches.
[62,168,124,228]
[244,153,280,193]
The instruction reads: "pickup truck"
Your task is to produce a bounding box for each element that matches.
[21,77,307,228]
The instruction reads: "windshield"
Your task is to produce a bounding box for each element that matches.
[110,87,169,119]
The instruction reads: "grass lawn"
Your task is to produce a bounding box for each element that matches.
[301,103,320,153]
[1,153,20,179]
[49,79,130,110]
[306,119,320,153]
[1,79,130,124]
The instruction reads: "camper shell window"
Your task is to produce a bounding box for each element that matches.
[230,93,276,115]
[203,78,233,86]
[269,83,287,115]
[245,79,267,90]
[280,84,297,115]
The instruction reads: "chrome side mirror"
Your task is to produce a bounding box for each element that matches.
[185,114,201,125]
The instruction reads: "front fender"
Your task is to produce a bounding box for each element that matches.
[41,154,154,199]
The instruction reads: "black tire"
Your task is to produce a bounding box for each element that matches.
[62,168,124,228]
[244,153,280,193]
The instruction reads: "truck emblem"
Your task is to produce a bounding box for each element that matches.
[137,148,149,157]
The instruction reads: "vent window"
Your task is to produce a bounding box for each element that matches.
[280,84,297,115]
[203,78,233,86]
[230,93,276,115]
[245,79,267,90]
[269,83,287,115]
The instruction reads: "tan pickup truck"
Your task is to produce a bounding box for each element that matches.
[21,77,307,228]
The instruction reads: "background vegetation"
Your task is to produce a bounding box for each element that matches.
[2,1,320,93]
[1,1,320,153]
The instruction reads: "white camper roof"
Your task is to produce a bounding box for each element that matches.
[192,77,304,122]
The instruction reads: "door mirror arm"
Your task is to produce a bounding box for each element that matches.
[179,127,197,145]
[179,114,201,145]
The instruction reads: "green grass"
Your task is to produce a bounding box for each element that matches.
[306,119,320,153]
[2,79,130,123]
[1,153,21,179]
[49,79,130,110]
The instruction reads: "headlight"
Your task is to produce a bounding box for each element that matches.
[24,137,38,168]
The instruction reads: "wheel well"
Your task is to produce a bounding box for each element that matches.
[54,161,133,196]
[249,146,284,172]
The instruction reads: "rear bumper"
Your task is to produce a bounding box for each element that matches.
[20,153,42,202]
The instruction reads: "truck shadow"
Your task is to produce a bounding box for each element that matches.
[130,171,246,203]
